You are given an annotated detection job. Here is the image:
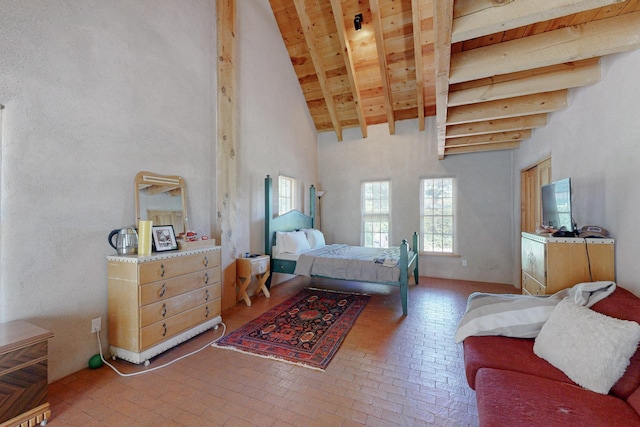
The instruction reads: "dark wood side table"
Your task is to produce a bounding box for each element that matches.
[0,320,54,427]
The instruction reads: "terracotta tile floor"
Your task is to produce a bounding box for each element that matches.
[47,276,518,426]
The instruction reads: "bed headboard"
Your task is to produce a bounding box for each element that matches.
[264,175,316,255]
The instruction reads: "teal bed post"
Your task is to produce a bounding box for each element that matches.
[265,175,272,255]
[413,231,419,284]
[399,239,409,316]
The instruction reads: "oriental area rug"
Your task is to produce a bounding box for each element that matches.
[213,288,370,370]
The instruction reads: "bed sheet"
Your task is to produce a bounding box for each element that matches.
[293,244,412,283]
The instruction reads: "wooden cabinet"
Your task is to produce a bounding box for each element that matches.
[521,232,615,295]
[107,247,222,364]
[0,320,53,427]
[236,255,270,306]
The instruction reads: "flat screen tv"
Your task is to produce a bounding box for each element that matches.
[541,178,573,231]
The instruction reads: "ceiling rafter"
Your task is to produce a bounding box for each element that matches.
[330,0,367,139]
[452,0,626,43]
[434,0,454,159]
[448,58,601,106]
[293,0,343,141]
[447,90,568,124]
[411,0,425,131]
[450,11,640,84]
[446,114,548,138]
[370,0,396,135]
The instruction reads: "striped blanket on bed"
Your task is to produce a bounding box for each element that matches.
[454,281,616,343]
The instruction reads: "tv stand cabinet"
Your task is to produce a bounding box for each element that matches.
[521,232,615,295]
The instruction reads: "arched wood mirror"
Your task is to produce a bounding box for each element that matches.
[135,171,188,235]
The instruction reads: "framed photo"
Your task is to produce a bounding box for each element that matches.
[152,225,178,252]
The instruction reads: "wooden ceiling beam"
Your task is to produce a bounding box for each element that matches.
[447,90,568,125]
[446,114,548,138]
[370,0,396,135]
[411,0,425,131]
[446,129,532,147]
[445,141,521,155]
[452,0,626,43]
[433,0,454,159]
[448,58,601,106]
[293,0,343,141]
[330,0,367,139]
[450,11,640,84]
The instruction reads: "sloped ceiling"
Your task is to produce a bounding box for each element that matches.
[269,0,640,158]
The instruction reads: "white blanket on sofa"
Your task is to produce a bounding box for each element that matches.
[454,281,617,343]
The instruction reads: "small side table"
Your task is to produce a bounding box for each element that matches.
[236,255,271,306]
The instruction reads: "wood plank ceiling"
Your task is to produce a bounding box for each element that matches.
[269,0,640,158]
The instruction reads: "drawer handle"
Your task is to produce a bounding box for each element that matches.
[203,256,209,267]
[204,272,209,284]
[162,323,167,336]
[159,283,167,297]
[159,264,166,278]
[161,303,167,317]
[205,306,210,318]
[205,290,210,301]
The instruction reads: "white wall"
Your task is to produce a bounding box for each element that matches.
[318,119,516,285]
[236,1,317,260]
[0,0,318,381]
[514,49,640,296]
[0,1,217,381]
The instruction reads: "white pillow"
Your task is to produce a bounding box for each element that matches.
[279,231,311,254]
[304,229,326,249]
[534,298,640,394]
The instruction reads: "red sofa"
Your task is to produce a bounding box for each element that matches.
[463,286,640,426]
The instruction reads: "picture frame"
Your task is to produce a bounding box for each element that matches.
[152,225,178,252]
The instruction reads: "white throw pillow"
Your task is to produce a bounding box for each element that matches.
[533,298,640,394]
[304,229,326,249]
[279,231,311,254]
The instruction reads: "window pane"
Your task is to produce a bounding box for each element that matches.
[362,181,390,248]
[421,178,454,254]
[278,176,296,214]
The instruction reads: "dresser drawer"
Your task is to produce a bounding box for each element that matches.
[139,250,221,284]
[251,258,268,275]
[521,237,546,285]
[139,267,221,305]
[522,272,546,296]
[140,302,221,349]
[140,284,221,327]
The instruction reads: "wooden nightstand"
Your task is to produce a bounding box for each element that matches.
[236,255,271,306]
[0,320,53,427]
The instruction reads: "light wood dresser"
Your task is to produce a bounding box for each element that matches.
[107,246,222,364]
[521,232,615,296]
[0,320,53,427]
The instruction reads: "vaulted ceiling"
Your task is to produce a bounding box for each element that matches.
[269,0,640,158]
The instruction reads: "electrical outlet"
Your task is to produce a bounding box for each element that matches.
[462,259,467,267]
[91,317,102,333]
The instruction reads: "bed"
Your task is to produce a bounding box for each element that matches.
[264,175,419,315]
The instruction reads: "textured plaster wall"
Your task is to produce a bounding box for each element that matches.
[318,119,516,286]
[0,1,217,381]
[0,0,317,381]
[513,49,640,296]
[236,1,317,263]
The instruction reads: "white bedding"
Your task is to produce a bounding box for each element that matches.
[293,244,413,283]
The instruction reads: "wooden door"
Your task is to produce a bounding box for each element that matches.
[521,158,551,232]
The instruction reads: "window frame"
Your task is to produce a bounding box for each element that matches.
[278,175,296,215]
[420,177,456,255]
[361,180,391,248]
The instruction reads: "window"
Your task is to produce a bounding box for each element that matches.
[278,175,296,214]
[361,180,390,248]
[421,178,454,253]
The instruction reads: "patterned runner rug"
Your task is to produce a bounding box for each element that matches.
[213,288,370,370]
